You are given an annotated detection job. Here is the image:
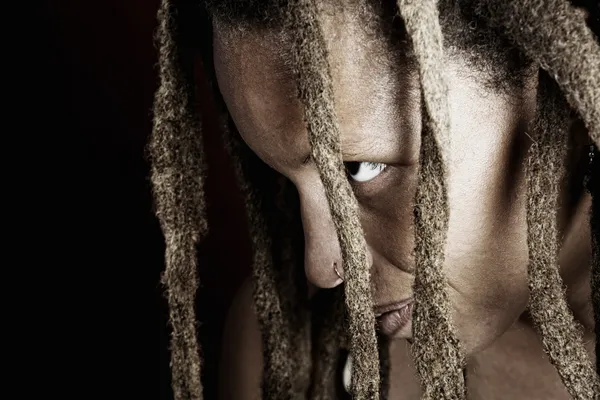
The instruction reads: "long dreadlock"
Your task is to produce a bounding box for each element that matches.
[590,144,600,375]
[397,0,466,397]
[150,1,207,399]
[525,70,598,398]
[285,0,380,397]
[150,0,600,399]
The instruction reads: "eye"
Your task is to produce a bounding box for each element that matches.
[345,161,388,183]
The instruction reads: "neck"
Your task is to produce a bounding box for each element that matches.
[559,190,594,331]
[520,187,594,333]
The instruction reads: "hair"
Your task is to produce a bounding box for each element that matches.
[149,0,600,399]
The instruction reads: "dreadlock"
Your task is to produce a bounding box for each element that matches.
[150,0,600,399]
[590,144,600,375]
[221,117,298,398]
[308,288,346,399]
[397,0,466,397]
[525,69,599,398]
[150,1,207,399]
[285,0,380,397]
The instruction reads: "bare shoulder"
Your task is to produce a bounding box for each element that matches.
[219,277,263,400]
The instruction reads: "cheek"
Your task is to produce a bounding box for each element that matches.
[359,164,419,270]
[445,217,530,354]
[362,165,530,354]
[437,69,536,351]
[442,100,532,353]
[361,99,532,354]
[444,139,530,320]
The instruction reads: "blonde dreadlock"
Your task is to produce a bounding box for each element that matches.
[308,288,346,399]
[150,1,207,399]
[526,71,599,398]
[396,0,466,398]
[285,0,380,397]
[479,3,600,390]
[150,0,600,399]
[220,117,312,398]
[590,145,600,375]
[221,119,297,398]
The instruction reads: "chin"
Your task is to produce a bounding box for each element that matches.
[388,306,521,358]
[386,319,413,341]
[456,313,521,356]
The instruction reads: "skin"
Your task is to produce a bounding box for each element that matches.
[213,6,595,399]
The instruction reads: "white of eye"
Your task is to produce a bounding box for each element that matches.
[346,162,387,183]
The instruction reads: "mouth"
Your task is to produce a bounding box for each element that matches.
[374,298,413,338]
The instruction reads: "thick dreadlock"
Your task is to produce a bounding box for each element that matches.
[397,0,466,397]
[308,288,346,399]
[590,144,600,375]
[222,118,297,398]
[478,3,600,391]
[150,0,600,399]
[285,0,380,397]
[525,70,598,398]
[150,1,207,399]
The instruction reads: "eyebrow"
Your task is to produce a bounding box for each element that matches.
[299,138,389,166]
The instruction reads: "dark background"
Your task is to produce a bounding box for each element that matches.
[35,1,253,398]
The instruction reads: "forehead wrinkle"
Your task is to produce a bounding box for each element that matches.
[214,7,417,171]
[341,134,393,159]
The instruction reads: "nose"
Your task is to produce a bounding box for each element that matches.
[299,180,372,289]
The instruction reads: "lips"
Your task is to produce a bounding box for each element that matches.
[375,299,413,338]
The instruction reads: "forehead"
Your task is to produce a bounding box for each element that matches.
[212,10,419,170]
